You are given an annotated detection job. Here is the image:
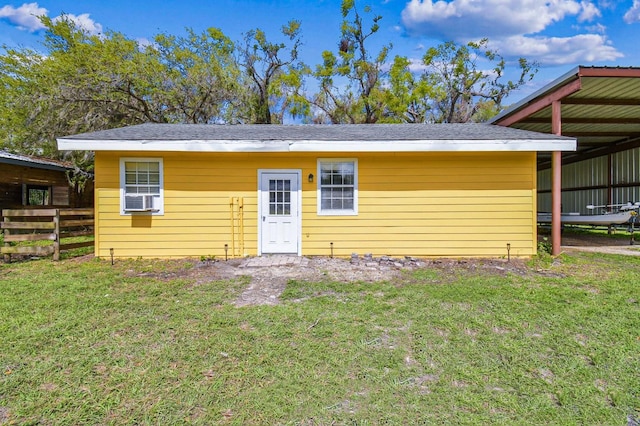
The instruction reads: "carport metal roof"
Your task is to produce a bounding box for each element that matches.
[490,66,640,168]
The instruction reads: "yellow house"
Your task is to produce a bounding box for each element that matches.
[57,123,575,259]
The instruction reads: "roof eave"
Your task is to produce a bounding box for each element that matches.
[0,156,71,172]
[57,138,577,152]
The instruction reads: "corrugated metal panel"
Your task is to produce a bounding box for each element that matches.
[538,192,551,212]
[562,189,608,214]
[538,169,551,191]
[612,187,640,205]
[613,147,640,185]
[578,76,640,99]
[538,147,640,214]
[562,157,607,189]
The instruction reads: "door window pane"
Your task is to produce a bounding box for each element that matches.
[268,179,291,216]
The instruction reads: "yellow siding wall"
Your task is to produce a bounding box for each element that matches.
[94,151,537,258]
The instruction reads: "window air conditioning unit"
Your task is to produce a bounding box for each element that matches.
[124,194,155,212]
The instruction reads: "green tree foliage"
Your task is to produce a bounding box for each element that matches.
[0,6,540,165]
[380,55,433,123]
[238,20,308,124]
[151,27,240,123]
[310,0,390,123]
[421,39,537,123]
[0,16,241,157]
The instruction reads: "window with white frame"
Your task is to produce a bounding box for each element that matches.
[317,159,357,215]
[120,158,164,215]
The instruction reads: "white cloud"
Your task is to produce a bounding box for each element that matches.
[137,37,153,48]
[401,0,584,39]
[584,22,607,33]
[490,34,623,65]
[53,13,102,35]
[0,2,48,32]
[578,1,601,21]
[0,2,102,35]
[407,57,428,72]
[624,0,640,23]
[400,0,620,66]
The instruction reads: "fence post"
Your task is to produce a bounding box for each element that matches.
[53,209,60,261]
[2,209,10,263]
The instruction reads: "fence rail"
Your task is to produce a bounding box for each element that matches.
[2,208,94,261]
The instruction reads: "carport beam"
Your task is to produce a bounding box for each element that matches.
[551,100,562,255]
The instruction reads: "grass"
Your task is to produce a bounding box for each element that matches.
[1,253,639,425]
[0,232,94,261]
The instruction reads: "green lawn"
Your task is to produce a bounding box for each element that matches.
[1,253,638,425]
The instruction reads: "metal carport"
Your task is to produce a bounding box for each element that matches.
[491,66,640,254]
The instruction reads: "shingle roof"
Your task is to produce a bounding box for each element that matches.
[57,123,575,153]
[61,122,571,141]
[0,150,74,171]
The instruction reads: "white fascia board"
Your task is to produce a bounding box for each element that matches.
[57,138,576,152]
[289,139,576,152]
[56,139,291,152]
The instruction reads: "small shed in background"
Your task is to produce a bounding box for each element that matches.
[0,150,93,211]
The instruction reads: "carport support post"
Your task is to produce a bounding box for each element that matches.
[551,100,562,256]
[551,152,562,255]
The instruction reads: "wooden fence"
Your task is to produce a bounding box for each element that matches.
[1,208,94,262]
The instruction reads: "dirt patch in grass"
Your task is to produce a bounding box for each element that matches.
[116,255,533,307]
[0,406,10,424]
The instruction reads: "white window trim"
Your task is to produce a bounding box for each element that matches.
[317,158,358,216]
[119,157,164,216]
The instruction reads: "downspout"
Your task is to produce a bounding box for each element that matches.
[551,100,562,255]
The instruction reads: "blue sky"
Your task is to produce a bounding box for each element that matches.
[1,0,640,100]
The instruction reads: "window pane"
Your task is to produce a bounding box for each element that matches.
[319,161,355,213]
[321,172,331,185]
[341,163,354,174]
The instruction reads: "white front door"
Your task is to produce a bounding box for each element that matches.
[259,171,300,254]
